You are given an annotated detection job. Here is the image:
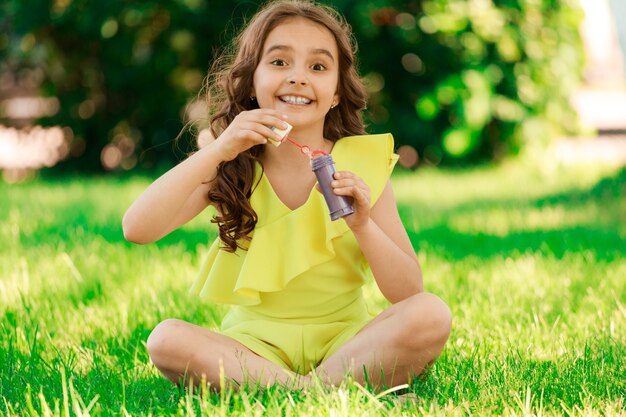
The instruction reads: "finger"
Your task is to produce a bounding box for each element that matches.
[238,128,269,145]
[334,188,365,213]
[262,115,291,131]
[254,108,290,120]
[238,110,289,129]
[242,115,290,134]
[240,122,283,142]
[332,178,369,192]
[334,171,362,180]
[334,184,370,203]
[333,184,361,197]
[260,124,285,142]
[349,186,370,207]
[247,109,290,127]
[243,108,288,119]
[331,178,358,189]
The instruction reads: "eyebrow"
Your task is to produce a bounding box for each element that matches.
[265,44,335,62]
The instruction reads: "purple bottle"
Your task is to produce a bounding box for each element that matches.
[311,154,354,221]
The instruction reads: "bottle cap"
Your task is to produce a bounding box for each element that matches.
[267,122,292,147]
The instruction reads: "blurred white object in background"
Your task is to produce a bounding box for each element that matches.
[0,125,70,182]
[573,0,626,132]
[553,0,626,167]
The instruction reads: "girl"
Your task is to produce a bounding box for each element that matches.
[123,0,451,391]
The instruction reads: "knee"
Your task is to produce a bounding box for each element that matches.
[398,293,452,351]
[146,318,185,369]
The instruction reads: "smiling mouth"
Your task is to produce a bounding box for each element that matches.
[279,95,313,105]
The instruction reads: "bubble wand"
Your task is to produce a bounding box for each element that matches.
[269,123,354,221]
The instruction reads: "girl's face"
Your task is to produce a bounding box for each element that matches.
[252,17,339,134]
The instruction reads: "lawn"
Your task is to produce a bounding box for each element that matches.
[0,156,624,416]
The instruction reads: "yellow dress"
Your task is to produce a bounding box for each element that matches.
[190,133,399,375]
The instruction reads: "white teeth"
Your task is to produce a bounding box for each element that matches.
[280,95,312,105]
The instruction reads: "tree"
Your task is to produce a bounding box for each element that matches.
[1,0,584,172]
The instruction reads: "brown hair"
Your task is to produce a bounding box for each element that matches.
[205,0,367,252]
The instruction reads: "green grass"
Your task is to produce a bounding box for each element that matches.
[1,157,625,416]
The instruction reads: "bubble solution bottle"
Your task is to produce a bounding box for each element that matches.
[311,154,354,221]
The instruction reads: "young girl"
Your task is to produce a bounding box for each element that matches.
[123,0,451,391]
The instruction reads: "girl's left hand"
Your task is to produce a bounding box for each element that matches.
[329,171,371,231]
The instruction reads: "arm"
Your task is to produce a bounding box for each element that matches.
[331,175,423,303]
[123,109,289,244]
[122,141,223,244]
[353,180,423,302]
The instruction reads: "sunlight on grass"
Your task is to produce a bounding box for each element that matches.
[448,203,603,236]
[1,158,624,416]
[393,157,622,207]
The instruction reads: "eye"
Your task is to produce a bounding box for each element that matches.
[311,63,327,71]
[270,59,288,66]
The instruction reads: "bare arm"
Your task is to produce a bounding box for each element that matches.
[123,109,289,244]
[331,175,422,303]
[122,141,225,244]
[352,181,423,303]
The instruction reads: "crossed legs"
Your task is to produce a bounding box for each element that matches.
[313,292,452,388]
[146,292,451,391]
[145,319,304,390]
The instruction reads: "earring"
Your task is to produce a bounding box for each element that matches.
[250,96,256,101]
[330,102,337,109]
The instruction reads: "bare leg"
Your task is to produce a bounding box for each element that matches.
[313,292,452,389]
[146,318,307,391]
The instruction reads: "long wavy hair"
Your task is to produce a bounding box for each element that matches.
[205,0,367,252]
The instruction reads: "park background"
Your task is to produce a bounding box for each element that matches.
[1,0,625,416]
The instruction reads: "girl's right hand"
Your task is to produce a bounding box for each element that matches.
[214,109,289,161]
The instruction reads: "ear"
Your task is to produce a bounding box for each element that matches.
[332,92,340,107]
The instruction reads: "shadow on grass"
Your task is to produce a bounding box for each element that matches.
[401,167,625,262]
[18,221,216,253]
[534,166,625,207]
[7,167,625,260]
[409,224,625,261]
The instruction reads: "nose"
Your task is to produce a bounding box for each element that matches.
[287,68,308,86]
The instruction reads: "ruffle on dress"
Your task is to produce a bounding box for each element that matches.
[189,133,398,305]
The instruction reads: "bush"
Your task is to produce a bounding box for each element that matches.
[2,0,259,172]
[1,0,585,172]
[338,0,585,164]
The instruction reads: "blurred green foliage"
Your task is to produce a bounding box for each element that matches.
[1,0,584,171]
[344,0,585,163]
